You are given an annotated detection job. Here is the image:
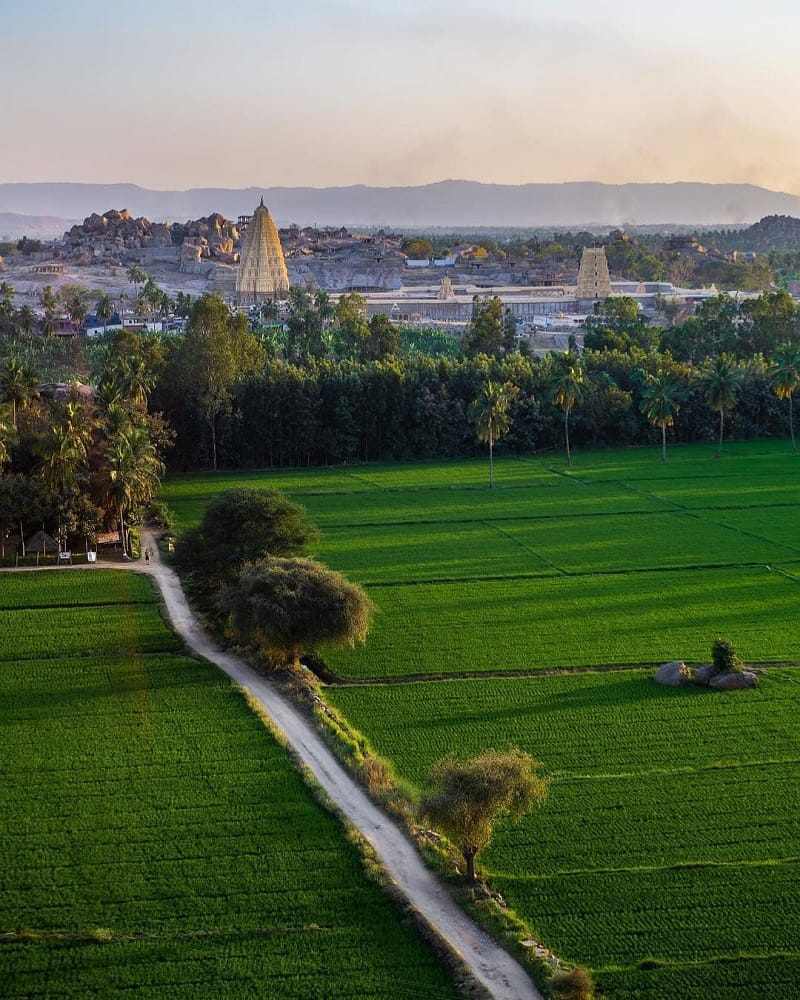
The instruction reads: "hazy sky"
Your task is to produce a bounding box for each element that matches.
[3,0,800,192]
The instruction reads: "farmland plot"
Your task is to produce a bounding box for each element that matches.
[329,669,800,997]
[0,572,459,999]
[165,440,800,997]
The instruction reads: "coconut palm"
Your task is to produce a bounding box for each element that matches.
[550,351,586,468]
[640,370,683,462]
[0,281,14,313]
[39,285,59,337]
[126,264,147,290]
[770,343,800,453]
[468,381,519,488]
[102,425,164,557]
[16,305,37,337]
[700,353,740,458]
[0,356,39,428]
[37,423,87,497]
[95,292,115,335]
[59,285,88,332]
[115,355,156,410]
[0,407,15,470]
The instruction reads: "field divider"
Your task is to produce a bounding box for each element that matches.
[593,948,800,976]
[698,516,800,557]
[318,658,800,686]
[357,560,791,591]
[550,756,800,783]
[320,505,664,529]
[498,854,800,883]
[0,598,158,612]
[616,480,692,511]
[482,521,567,575]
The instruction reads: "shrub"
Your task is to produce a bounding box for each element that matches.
[550,965,594,1000]
[712,637,743,673]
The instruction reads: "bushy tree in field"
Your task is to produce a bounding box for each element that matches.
[173,487,319,588]
[419,749,548,881]
[712,638,742,674]
[218,556,372,668]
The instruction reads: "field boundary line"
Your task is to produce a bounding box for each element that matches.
[500,854,800,882]
[314,660,800,686]
[135,530,542,1000]
[593,948,800,976]
[482,521,566,575]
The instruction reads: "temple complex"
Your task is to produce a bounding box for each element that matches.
[235,198,289,305]
[576,247,612,300]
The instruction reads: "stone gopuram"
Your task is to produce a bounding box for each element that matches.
[235,197,289,305]
[576,246,612,300]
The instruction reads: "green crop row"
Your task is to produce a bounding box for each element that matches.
[595,954,800,1000]
[327,669,800,781]
[0,570,156,610]
[324,566,800,679]
[500,861,800,967]
[318,510,798,584]
[0,603,182,661]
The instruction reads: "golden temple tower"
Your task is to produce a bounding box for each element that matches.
[235,197,289,305]
[576,247,612,300]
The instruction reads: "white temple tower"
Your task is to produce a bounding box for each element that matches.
[235,197,289,305]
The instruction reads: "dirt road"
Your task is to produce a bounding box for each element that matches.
[136,531,542,1000]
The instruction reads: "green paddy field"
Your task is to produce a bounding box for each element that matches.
[162,439,800,998]
[0,571,460,998]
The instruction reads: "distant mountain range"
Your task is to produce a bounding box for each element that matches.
[0,211,80,240]
[2,180,800,231]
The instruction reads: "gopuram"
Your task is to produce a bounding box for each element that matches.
[576,246,612,301]
[235,197,289,305]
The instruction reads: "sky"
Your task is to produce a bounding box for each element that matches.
[3,0,800,193]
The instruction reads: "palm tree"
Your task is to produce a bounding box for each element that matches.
[118,290,128,328]
[37,423,87,497]
[102,425,164,557]
[142,279,162,330]
[640,370,683,461]
[0,407,16,470]
[770,343,800,453]
[0,281,14,313]
[39,285,58,337]
[468,381,519,488]
[115,355,156,410]
[60,286,88,333]
[550,351,586,468]
[0,356,39,428]
[95,292,115,335]
[700,353,740,458]
[158,289,173,322]
[16,305,37,337]
[126,264,147,291]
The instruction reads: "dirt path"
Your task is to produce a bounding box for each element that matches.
[130,531,542,1000]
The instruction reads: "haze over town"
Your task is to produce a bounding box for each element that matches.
[3,0,800,196]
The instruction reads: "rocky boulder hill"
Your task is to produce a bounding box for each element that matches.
[63,209,241,264]
[743,214,800,250]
